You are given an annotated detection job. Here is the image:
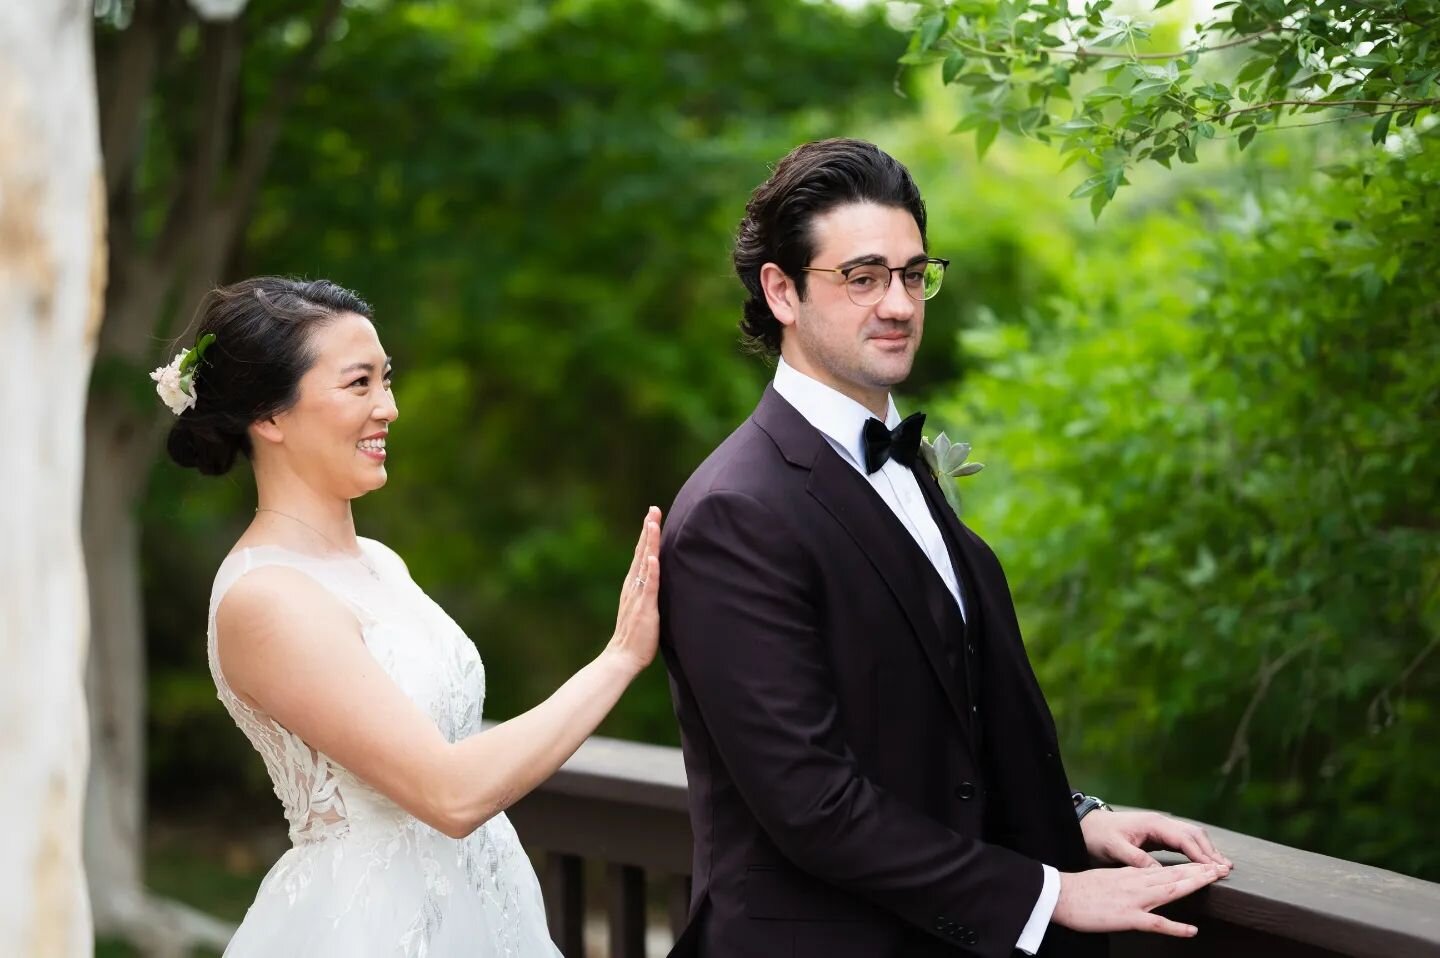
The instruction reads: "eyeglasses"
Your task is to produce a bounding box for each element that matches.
[800,257,949,307]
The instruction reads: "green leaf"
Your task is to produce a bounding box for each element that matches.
[958,73,1002,91]
[1238,125,1257,151]
[178,333,215,374]
[976,119,1000,159]
[1371,112,1392,144]
[1235,56,1274,84]
[943,52,967,85]
[1130,78,1173,103]
[1089,188,1110,220]
[1083,85,1124,105]
[1069,172,1108,198]
[918,14,945,52]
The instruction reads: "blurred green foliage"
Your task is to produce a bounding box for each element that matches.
[932,128,1440,878]
[131,0,1436,894]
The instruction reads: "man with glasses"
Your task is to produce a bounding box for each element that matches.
[659,139,1228,958]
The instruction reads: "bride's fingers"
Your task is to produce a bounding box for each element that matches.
[622,508,659,591]
[626,523,658,601]
[624,515,648,584]
[617,555,657,640]
[632,554,659,623]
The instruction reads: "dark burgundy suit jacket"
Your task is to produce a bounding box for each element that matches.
[659,385,1104,958]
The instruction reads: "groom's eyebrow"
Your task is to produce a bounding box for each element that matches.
[835,253,929,270]
[836,253,886,269]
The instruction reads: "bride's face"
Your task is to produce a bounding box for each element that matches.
[267,311,398,498]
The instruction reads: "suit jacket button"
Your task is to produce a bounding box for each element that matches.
[955,782,976,800]
[964,930,979,945]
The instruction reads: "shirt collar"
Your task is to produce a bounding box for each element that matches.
[772,357,900,469]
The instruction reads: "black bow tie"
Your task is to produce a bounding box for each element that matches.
[862,412,926,474]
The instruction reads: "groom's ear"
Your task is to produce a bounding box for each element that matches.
[759,262,800,330]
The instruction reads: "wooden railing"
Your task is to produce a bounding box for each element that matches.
[505,734,1440,958]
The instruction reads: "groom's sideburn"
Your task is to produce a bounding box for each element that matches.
[659,386,1106,958]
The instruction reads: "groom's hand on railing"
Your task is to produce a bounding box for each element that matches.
[1081,809,1233,872]
[1052,862,1224,937]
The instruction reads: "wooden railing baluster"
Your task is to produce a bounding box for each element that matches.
[545,851,584,957]
[607,863,647,957]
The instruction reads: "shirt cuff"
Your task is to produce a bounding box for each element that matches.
[1015,864,1060,955]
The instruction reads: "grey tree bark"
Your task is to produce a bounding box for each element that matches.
[0,1,104,955]
[82,2,343,952]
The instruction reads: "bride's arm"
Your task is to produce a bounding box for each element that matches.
[214,510,661,839]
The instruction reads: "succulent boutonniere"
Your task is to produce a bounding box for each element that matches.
[920,432,984,514]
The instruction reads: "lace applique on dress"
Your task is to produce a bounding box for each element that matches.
[207,541,558,957]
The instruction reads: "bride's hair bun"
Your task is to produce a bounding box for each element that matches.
[166,418,239,476]
[164,277,373,476]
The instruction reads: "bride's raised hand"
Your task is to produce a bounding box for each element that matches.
[606,506,661,675]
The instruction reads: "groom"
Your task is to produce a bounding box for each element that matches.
[659,139,1230,958]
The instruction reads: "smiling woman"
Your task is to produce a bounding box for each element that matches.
[165,278,376,479]
[159,276,663,956]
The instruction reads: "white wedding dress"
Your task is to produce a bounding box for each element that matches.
[207,539,560,957]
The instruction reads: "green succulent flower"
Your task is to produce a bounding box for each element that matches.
[920,432,984,514]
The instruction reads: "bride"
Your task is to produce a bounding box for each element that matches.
[158,276,660,956]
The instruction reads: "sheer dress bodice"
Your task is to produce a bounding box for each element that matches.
[207,540,557,957]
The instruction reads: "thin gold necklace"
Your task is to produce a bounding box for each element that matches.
[254,507,380,580]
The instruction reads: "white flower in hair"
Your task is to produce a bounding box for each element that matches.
[150,333,215,416]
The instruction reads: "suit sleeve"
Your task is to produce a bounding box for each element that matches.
[664,488,1045,957]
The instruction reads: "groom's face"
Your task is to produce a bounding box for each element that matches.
[775,201,925,412]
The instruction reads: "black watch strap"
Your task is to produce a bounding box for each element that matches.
[1074,794,1111,821]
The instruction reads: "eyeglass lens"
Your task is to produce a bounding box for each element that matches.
[845,260,945,305]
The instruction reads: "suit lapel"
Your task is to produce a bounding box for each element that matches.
[752,387,974,732]
[805,452,973,731]
[914,462,1053,724]
[912,463,986,635]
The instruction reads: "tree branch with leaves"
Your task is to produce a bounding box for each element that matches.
[899,0,1440,216]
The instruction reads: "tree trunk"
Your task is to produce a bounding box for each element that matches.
[82,238,239,956]
[82,3,340,950]
[0,1,105,956]
[81,402,152,936]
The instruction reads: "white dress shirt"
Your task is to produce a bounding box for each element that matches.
[772,358,1059,955]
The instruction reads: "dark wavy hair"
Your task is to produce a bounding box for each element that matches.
[733,138,927,356]
[165,277,373,476]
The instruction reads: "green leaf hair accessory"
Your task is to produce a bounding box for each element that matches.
[920,431,984,514]
[150,333,215,416]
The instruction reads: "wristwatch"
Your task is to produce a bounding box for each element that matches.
[1071,791,1112,821]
